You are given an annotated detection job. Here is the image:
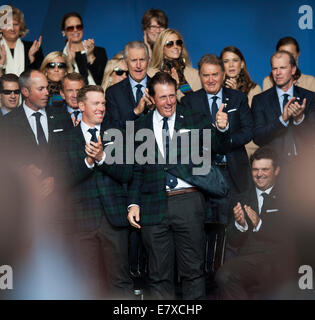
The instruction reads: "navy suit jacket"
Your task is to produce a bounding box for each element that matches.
[182,87,253,193]
[252,86,315,162]
[105,76,150,129]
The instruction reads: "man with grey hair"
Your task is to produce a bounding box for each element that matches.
[105,41,153,129]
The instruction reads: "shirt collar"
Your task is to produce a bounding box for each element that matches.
[256,185,274,198]
[80,120,101,133]
[276,84,294,99]
[67,106,81,114]
[128,75,147,89]
[23,102,47,119]
[153,108,176,124]
[207,88,223,102]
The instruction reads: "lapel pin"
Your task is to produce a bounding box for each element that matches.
[50,116,54,119]
[180,115,184,118]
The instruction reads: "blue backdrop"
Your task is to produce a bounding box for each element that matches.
[7,0,315,87]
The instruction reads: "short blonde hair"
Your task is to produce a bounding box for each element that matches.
[150,29,191,69]
[40,51,73,75]
[101,52,125,91]
[6,5,29,38]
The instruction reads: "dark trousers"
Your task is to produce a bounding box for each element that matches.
[215,252,274,299]
[73,216,133,299]
[141,191,206,300]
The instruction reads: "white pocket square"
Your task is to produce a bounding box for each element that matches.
[53,129,63,132]
[227,108,237,113]
[266,209,279,213]
[178,129,191,134]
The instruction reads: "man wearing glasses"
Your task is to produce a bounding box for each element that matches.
[0,73,20,117]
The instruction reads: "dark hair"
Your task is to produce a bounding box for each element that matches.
[198,54,224,73]
[250,147,279,169]
[147,71,177,97]
[141,8,168,30]
[61,12,83,31]
[61,72,85,91]
[276,36,300,53]
[77,85,104,103]
[0,74,19,91]
[220,46,257,95]
[18,69,37,91]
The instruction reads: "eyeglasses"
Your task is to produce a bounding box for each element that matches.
[113,68,128,76]
[46,62,67,69]
[148,25,164,31]
[165,39,183,48]
[2,89,20,95]
[65,24,83,32]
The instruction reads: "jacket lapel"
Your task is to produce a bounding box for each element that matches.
[269,87,282,117]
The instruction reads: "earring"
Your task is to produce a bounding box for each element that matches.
[109,77,112,83]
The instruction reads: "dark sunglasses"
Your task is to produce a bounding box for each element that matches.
[46,62,67,69]
[2,89,20,95]
[165,39,183,48]
[65,24,83,32]
[113,68,128,76]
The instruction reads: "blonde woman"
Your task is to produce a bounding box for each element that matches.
[101,53,128,94]
[40,51,73,106]
[0,5,43,76]
[148,28,201,101]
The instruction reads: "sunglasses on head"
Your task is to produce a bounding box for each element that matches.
[2,89,20,95]
[65,24,83,32]
[113,68,128,76]
[165,39,183,48]
[47,62,67,69]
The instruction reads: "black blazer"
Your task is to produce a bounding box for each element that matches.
[252,86,315,162]
[75,46,107,85]
[228,185,284,255]
[105,76,150,129]
[0,105,68,171]
[182,87,253,193]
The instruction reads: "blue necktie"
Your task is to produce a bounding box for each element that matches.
[88,128,98,143]
[282,93,296,157]
[32,112,47,146]
[163,117,178,189]
[135,84,143,105]
[211,96,219,124]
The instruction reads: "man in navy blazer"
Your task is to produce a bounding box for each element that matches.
[105,41,154,129]
[182,54,253,195]
[252,50,315,165]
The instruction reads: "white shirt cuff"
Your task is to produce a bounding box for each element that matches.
[293,114,305,125]
[253,219,262,232]
[85,158,94,169]
[279,115,289,127]
[95,152,106,166]
[216,122,229,132]
[235,220,248,232]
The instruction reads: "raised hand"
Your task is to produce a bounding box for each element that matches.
[28,35,42,64]
[244,205,260,228]
[288,97,306,123]
[225,77,238,90]
[233,202,246,227]
[281,97,296,122]
[134,88,154,115]
[216,103,228,130]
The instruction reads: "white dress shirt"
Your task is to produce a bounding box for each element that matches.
[153,109,193,190]
[23,102,49,144]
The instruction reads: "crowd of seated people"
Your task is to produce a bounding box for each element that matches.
[1,4,315,301]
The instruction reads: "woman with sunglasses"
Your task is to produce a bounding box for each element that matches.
[0,5,43,77]
[40,51,73,106]
[61,12,107,85]
[220,46,261,156]
[148,28,201,101]
[101,53,128,94]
